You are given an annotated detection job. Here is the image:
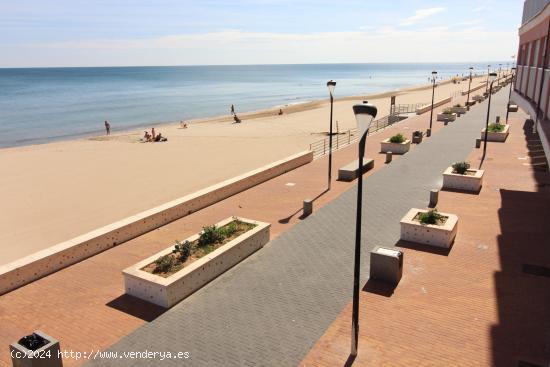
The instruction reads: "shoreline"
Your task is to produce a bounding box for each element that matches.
[0,76,469,151]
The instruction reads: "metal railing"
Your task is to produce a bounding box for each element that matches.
[393,103,428,114]
[309,113,407,159]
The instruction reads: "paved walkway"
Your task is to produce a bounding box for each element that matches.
[87,90,512,366]
[301,106,550,366]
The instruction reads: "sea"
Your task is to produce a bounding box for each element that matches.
[0,63,507,148]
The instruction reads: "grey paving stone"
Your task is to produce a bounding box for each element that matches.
[87,89,512,367]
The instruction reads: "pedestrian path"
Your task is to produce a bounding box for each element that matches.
[88,89,512,366]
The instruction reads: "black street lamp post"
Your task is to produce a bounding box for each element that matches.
[428,71,437,136]
[483,73,498,159]
[466,67,474,110]
[327,80,336,190]
[506,68,516,124]
[486,65,491,93]
[350,101,378,357]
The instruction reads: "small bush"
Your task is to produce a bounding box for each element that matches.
[442,108,453,114]
[198,225,225,247]
[487,123,505,133]
[153,255,178,274]
[418,209,445,225]
[454,103,463,108]
[452,161,470,175]
[389,133,406,144]
[173,240,193,262]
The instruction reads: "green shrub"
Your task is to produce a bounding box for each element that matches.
[198,225,225,247]
[173,240,193,262]
[452,161,470,175]
[389,133,406,144]
[442,108,453,114]
[487,123,505,132]
[454,103,462,108]
[153,255,178,274]
[418,209,445,225]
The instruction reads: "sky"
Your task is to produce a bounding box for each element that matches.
[0,0,522,67]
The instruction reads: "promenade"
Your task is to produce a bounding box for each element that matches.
[86,89,521,366]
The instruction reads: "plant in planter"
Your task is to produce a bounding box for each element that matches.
[400,208,458,248]
[381,133,411,154]
[443,161,484,192]
[451,103,467,114]
[437,108,457,122]
[124,217,270,307]
[481,122,509,142]
[10,331,63,367]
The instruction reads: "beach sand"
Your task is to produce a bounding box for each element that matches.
[0,76,487,265]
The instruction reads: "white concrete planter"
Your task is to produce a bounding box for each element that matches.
[400,208,458,248]
[380,138,411,154]
[481,124,510,142]
[508,104,518,112]
[442,167,484,192]
[451,106,467,114]
[123,217,270,308]
[437,113,456,122]
[10,331,62,367]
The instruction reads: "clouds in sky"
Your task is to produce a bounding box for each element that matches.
[0,0,521,67]
[399,7,446,26]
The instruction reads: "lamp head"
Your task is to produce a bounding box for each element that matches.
[511,67,517,71]
[327,80,336,95]
[469,67,474,70]
[353,102,377,138]
[431,70,437,76]
[489,72,497,83]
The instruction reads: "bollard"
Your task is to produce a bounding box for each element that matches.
[496,116,500,123]
[429,189,439,208]
[467,105,470,111]
[475,138,481,148]
[385,151,393,164]
[426,128,432,137]
[457,112,461,117]
[444,119,449,126]
[303,199,313,217]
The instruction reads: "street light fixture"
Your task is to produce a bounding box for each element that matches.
[466,67,474,111]
[506,67,517,124]
[483,72,498,160]
[350,101,378,357]
[327,80,336,190]
[486,65,491,93]
[428,70,437,136]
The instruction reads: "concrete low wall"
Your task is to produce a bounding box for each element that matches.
[0,150,313,295]
[416,96,452,115]
[461,83,487,96]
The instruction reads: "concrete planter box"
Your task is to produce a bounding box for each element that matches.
[10,331,62,367]
[508,104,518,112]
[481,124,510,142]
[465,100,476,106]
[437,113,456,122]
[123,217,270,308]
[442,167,484,192]
[472,95,485,102]
[380,138,411,154]
[400,208,458,248]
[451,106,467,114]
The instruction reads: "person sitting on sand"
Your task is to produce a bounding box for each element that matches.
[233,114,241,123]
[143,131,152,142]
[278,108,283,115]
[154,132,168,142]
[180,121,188,129]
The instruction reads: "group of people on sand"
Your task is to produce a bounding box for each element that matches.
[142,127,167,142]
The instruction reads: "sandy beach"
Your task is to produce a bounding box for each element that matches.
[0,76,486,265]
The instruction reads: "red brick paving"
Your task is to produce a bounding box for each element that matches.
[300,114,550,366]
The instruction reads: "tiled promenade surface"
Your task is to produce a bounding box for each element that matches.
[301,109,550,365]
[83,90,515,366]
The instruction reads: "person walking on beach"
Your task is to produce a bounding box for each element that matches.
[104,120,111,135]
[231,104,235,116]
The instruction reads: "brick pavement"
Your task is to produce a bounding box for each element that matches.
[84,91,511,366]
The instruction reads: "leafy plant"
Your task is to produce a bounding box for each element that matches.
[452,161,470,175]
[454,103,463,108]
[198,225,225,247]
[413,130,422,137]
[442,108,454,114]
[389,133,406,144]
[487,123,505,132]
[418,209,445,225]
[173,240,193,262]
[153,255,178,274]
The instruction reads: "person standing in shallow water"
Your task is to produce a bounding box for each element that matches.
[104,120,111,135]
[231,104,235,116]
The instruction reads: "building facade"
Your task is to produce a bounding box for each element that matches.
[513,0,550,158]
